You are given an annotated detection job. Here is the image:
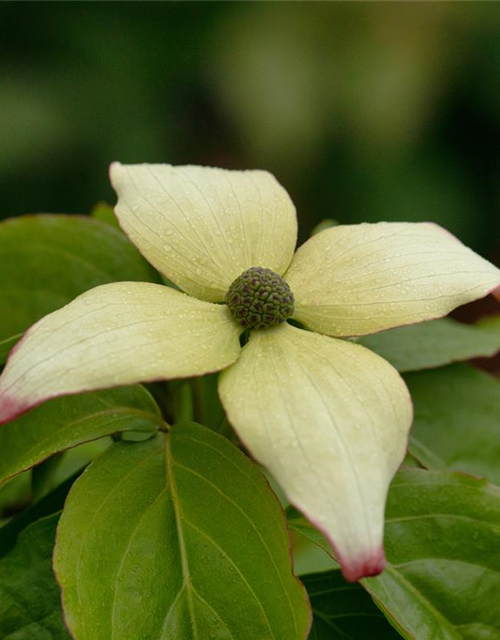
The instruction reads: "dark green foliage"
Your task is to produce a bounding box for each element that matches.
[0,514,71,640]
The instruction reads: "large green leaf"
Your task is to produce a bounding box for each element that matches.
[54,422,310,640]
[365,470,500,640]
[302,571,401,639]
[0,513,70,639]
[407,364,500,483]
[0,385,162,487]
[289,470,500,640]
[359,318,500,372]
[0,214,160,363]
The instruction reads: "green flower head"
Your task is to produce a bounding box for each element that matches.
[226,267,294,330]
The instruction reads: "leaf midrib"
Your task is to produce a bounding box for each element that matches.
[164,436,277,640]
[172,454,299,634]
[165,436,200,640]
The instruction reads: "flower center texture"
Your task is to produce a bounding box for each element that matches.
[225,267,295,330]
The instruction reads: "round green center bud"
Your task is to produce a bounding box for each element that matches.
[225,267,295,330]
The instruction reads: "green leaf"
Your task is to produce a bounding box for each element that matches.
[0,473,31,525]
[31,452,66,501]
[0,385,163,487]
[292,526,338,577]
[0,214,160,364]
[0,513,70,639]
[401,452,422,469]
[30,438,114,502]
[0,334,22,365]
[193,372,230,435]
[90,201,121,228]
[364,470,500,640]
[290,470,500,640]
[54,422,310,640]
[287,506,338,563]
[407,364,500,483]
[477,314,500,333]
[359,318,500,372]
[302,571,401,639]
[0,473,78,556]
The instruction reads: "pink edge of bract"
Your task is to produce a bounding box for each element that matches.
[0,393,32,426]
[337,546,386,583]
[291,502,388,583]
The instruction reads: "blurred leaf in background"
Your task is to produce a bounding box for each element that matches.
[0,3,500,265]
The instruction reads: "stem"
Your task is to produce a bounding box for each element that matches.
[173,380,195,423]
[191,377,205,425]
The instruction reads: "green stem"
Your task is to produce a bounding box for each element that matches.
[173,380,195,423]
[191,377,205,425]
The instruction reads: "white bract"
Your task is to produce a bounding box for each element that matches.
[1,163,499,582]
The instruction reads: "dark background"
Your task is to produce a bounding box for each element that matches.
[1,2,500,261]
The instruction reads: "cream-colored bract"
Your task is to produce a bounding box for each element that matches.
[111,163,298,303]
[219,323,412,582]
[285,222,500,337]
[0,282,241,424]
[1,162,499,583]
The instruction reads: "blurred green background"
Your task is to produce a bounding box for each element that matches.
[1,2,500,262]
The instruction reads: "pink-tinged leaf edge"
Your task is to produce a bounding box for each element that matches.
[0,393,31,426]
[295,506,387,583]
[337,547,386,583]
[0,318,47,425]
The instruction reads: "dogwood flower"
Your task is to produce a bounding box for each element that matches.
[1,164,499,582]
